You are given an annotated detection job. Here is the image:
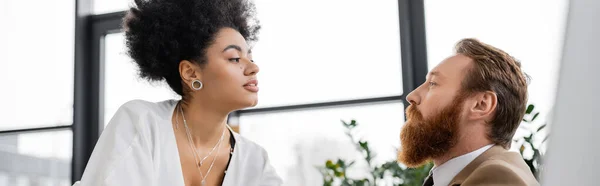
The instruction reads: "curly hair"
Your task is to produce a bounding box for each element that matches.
[123,0,261,96]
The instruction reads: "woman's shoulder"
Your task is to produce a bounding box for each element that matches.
[105,99,177,135]
[78,99,178,185]
[117,99,177,117]
[115,99,177,119]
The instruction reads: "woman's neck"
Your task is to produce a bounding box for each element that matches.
[178,100,229,146]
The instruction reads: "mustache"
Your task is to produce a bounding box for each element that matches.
[406,104,423,121]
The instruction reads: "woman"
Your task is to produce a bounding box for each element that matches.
[76,0,282,185]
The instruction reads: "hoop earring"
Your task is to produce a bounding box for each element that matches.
[191,80,203,90]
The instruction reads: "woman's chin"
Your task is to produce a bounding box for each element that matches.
[233,99,258,110]
[247,99,259,107]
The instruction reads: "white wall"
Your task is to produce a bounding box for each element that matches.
[542,0,600,185]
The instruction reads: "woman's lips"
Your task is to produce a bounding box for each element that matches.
[244,80,259,92]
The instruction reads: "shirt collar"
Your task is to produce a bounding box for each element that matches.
[431,144,493,186]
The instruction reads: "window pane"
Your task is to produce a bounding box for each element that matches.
[94,0,131,15]
[0,0,74,131]
[424,0,568,127]
[251,0,403,108]
[239,102,404,185]
[0,130,72,186]
[103,33,180,127]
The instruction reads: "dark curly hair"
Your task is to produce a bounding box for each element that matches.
[123,0,261,96]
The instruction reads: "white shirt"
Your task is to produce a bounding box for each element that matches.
[75,99,283,186]
[431,144,493,186]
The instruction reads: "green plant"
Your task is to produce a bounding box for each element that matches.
[515,104,548,180]
[318,120,433,186]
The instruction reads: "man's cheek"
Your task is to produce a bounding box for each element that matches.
[420,111,432,120]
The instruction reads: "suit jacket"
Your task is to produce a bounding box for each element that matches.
[448,145,540,186]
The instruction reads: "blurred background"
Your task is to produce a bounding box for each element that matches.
[1,0,598,185]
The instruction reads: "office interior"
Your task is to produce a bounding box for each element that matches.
[0,0,598,185]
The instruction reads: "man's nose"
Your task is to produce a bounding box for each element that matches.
[406,88,420,105]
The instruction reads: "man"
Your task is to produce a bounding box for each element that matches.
[398,38,539,186]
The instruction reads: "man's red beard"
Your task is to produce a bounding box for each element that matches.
[398,95,466,168]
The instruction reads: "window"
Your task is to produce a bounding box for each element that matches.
[0,0,75,131]
[251,0,403,108]
[0,130,72,186]
[0,0,75,184]
[93,0,130,14]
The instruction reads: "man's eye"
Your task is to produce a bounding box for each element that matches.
[229,58,241,63]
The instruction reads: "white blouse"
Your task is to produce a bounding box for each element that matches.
[75,99,283,186]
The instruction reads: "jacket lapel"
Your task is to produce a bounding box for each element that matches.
[448,145,507,185]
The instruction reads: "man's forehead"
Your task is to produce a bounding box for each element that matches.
[427,70,443,78]
[429,54,473,79]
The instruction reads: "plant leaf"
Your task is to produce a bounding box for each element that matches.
[359,141,368,150]
[524,138,533,144]
[326,160,334,168]
[531,112,540,122]
[536,124,547,132]
[524,134,532,142]
[526,104,535,114]
[337,159,345,167]
[519,144,525,154]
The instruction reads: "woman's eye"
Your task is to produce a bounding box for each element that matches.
[429,81,437,87]
[229,58,241,62]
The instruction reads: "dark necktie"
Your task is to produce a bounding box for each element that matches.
[423,172,434,186]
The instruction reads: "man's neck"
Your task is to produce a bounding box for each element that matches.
[433,141,493,166]
[433,120,494,166]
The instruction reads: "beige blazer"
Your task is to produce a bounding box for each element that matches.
[449,145,540,186]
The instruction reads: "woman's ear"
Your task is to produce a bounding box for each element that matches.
[179,60,201,83]
[468,91,497,120]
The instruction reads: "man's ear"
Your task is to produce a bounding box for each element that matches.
[468,91,497,120]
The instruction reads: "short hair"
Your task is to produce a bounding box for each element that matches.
[455,38,529,148]
[123,0,260,96]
